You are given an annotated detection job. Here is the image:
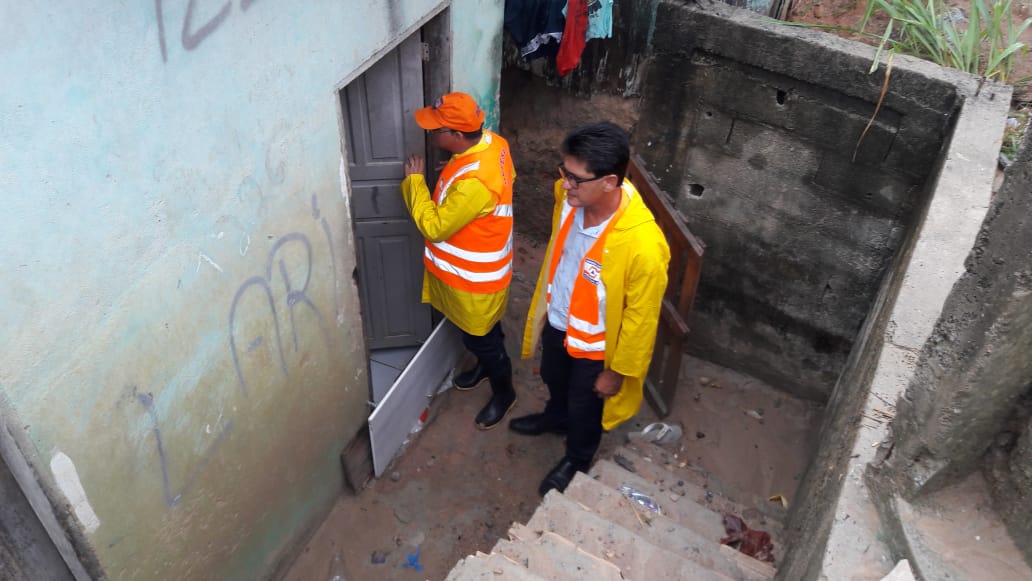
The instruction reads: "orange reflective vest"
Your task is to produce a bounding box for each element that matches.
[423,131,515,294]
[546,192,631,360]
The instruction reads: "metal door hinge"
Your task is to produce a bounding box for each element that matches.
[421,42,431,62]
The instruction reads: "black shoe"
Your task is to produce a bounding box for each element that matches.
[475,368,516,430]
[538,458,588,496]
[454,362,487,390]
[509,413,567,436]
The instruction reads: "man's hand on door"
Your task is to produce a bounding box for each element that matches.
[404,155,425,177]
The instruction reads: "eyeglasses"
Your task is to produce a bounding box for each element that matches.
[557,164,608,189]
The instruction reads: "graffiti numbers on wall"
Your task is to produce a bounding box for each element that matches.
[156,0,259,63]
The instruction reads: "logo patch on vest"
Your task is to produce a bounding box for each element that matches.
[581,259,602,285]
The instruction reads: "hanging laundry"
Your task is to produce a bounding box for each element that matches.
[504,0,567,61]
[556,0,589,76]
[585,0,614,40]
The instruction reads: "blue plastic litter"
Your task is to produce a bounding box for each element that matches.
[402,545,423,573]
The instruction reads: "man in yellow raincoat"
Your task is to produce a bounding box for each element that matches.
[515,122,670,495]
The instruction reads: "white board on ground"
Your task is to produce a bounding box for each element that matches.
[368,319,464,476]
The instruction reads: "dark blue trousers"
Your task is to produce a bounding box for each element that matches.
[460,322,511,378]
[539,324,605,467]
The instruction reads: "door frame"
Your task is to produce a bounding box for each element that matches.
[334,6,456,480]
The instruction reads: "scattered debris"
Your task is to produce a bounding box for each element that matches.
[872,407,895,420]
[768,494,789,509]
[370,550,387,564]
[695,431,706,439]
[617,485,662,514]
[393,506,412,524]
[720,513,775,563]
[613,453,637,473]
[873,393,895,407]
[699,376,723,389]
[402,545,423,573]
[744,409,764,421]
[670,493,681,502]
[862,412,884,424]
[390,471,400,482]
[632,422,683,444]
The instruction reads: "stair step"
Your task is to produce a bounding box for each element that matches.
[445,551,548,580]
[524,490,734,580]
[574,462,727,540]
[596,452,785,543]
[622,439,788,526]
[493,531,624,580]
[564,472,774,581]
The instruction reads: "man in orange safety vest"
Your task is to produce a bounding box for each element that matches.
[401,92,518,430]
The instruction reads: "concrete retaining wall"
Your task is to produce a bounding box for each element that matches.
[634,2,962,401]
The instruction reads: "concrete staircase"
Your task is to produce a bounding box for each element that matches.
[446,440,781,580]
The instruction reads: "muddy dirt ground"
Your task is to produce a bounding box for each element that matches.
[283,235,823,581]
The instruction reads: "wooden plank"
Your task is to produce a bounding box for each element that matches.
[678,254,703,317]
[661,299,690,338]
[627,155,705,419]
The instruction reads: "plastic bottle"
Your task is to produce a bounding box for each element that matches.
[327,552,350,581]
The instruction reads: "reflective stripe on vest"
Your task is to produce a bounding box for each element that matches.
[423,130,515,294]
[546,186,632,360]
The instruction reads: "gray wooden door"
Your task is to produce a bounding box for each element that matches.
[342,35,432,350]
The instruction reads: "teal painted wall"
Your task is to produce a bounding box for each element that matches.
[0,1,503,578]
[452,0,505,131]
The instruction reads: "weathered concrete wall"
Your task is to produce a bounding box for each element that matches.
[775,59,1009,581]
[454,0,506,130]
[633,2,961,401]
[886,130,1032,498]
[986,394,1032,566]
[871,131,1032,564]
[0,1,503,579]
[502,0,659,97]
[499,68,641,243]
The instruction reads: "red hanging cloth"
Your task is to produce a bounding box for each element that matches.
[556,0,589,77]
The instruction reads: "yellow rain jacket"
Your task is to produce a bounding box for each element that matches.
[522,179,670,430]
[401,134,512,336]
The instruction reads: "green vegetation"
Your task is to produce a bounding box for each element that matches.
[782,0,1031,83]
[859,0,1031,82]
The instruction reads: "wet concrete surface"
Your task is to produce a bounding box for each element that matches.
[283,236,823,580]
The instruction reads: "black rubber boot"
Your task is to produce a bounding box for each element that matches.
[474,362,516,430]
[453,362,488,390]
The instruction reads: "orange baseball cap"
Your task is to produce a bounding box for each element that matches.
[414,92,485,132]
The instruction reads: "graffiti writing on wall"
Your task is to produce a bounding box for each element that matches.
[138,193,340,507]
[155,0,259,63]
